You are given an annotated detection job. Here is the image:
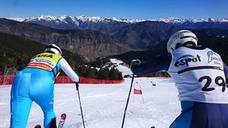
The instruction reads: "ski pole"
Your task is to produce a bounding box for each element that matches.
[121,59,141,128]
[121,73,135,128]
[75,82,86,128]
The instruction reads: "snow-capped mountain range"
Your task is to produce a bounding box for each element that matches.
[9,15,228,24]
[9,15,143,24]
[1,15,228,63]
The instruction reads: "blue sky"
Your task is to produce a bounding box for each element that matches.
[0,0,227,19]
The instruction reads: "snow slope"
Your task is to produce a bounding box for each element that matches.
[0,78,180,128]
[109,58,133,77]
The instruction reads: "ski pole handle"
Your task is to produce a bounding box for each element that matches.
[75,82,86,128]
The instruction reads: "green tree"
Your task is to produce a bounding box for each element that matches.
[87,68,97,78]
[109,67,122,80]
[97,67,109,80]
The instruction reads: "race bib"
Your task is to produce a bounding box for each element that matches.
[27,53,61,71]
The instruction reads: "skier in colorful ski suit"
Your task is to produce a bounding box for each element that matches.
[10,44,80,128]
[167,30,228,128]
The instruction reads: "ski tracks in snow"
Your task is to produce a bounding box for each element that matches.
[0,78,180,128]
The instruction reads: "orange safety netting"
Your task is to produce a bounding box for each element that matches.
[0,75,123,85]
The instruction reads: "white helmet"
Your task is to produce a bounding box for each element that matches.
[167,30,198,53]
[44,44,62,55]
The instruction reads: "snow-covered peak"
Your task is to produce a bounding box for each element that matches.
[8,15,228,24]
[191,18,207,23]
[158,17,187,23]
[76,16,107,22]
[219,18,228,23]
[155,17,228,23]
[8,17,26,22]
[75,16,142,23]
[8,15,154,24]
[37,15,58,21]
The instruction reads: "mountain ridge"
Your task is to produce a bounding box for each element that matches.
[10,15,228,24]
[8,15,228,50]
[0,18,131,61]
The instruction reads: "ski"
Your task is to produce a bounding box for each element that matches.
[58,113,67,128]
[33,113,66,128]
[34,124,41,128]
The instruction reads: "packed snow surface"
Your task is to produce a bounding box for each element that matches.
[109,58,133,77]
[0,77,180,128]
